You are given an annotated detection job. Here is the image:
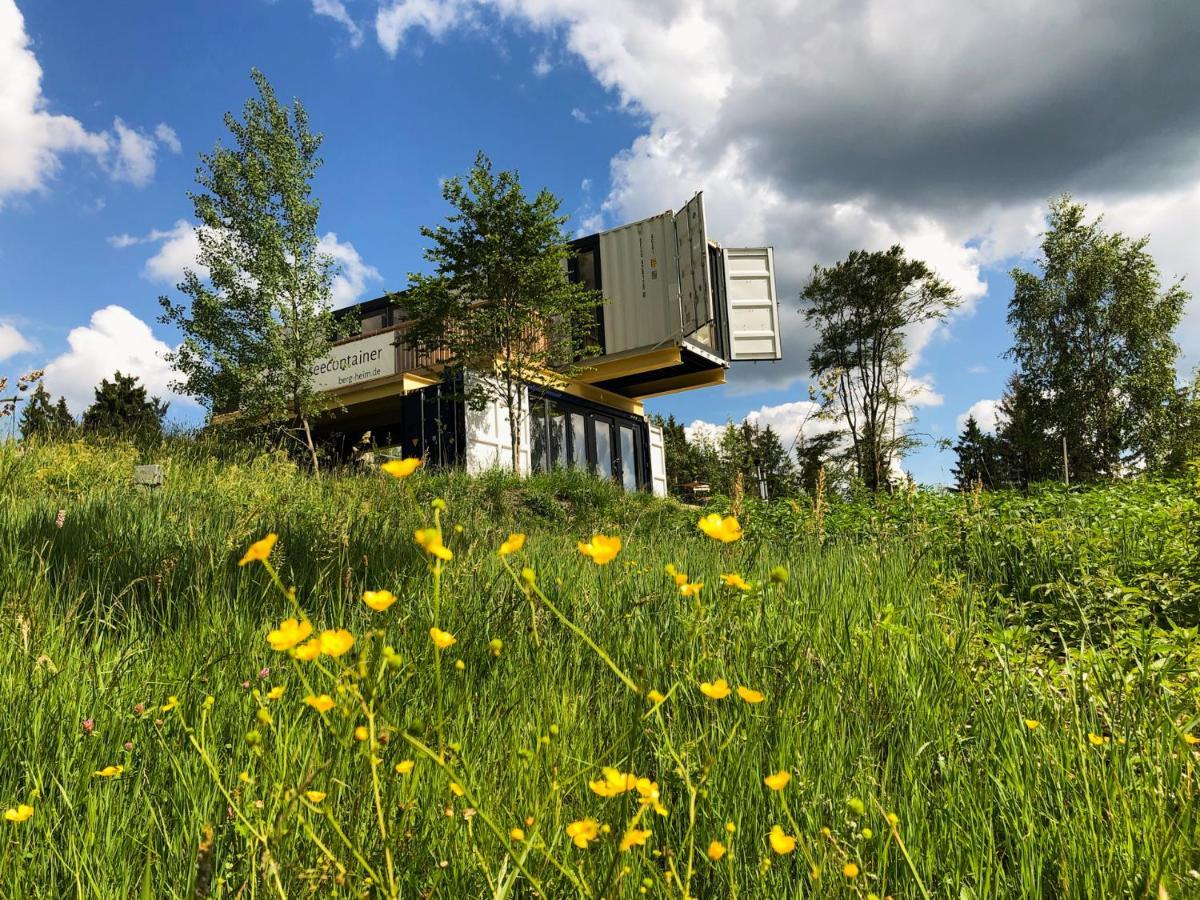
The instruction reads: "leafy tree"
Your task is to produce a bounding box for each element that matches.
[1161,369,1200,474]
[950,415,999,490]
[801,246,957,491]
[159,69,343,472]
[1007,196,1188,480]
[795,431,843,497]
[993,374,1057,488]
[751,424,799,500]
[81,371,167,438]
[404,152,601,473]
[18,382,74,439]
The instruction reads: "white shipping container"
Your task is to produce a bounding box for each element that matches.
[674,193,712,337]
[597,211,678,356]
[647,422,668,497]
[462,372,531,475]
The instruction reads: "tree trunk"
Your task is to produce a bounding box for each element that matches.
[302,416,320,475]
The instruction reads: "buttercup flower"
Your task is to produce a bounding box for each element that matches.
[679,581,704,597]
[318,629,354,657]
[620,828,652,851]
[1088,732,1109,746]
[589,768,637,797]
[354,726,368,741]
[635,778,668,816]
[414,528,453,561]
[4,805,33,824]
[1185,734,1200,745]
[94,765,124,778]
[646,690,666,705]
[763,770,791,791]
[395,760,415,775]
[293,638,321,661]
[304,790,327,803]
[720,573,751,591]
[380,458,421,478]
[698,514,743,543]
[842,862,860,879]
[768,825,796,855]
[566,818,600,848]
[266,685,285,701]
[707,840,727,861]
[450,782,466,797]
[429,627,457,650]
[305,694,335,713]
[1024,718,1040,730]
[363,590,397,612]
[510,827,526,841]
[577,534,622,565]
[267,618,313,652]
[700,679,732,700]
[160,696,179,713]
[498,533,526,556]
[737,686,765,704]
[239,533,278,566]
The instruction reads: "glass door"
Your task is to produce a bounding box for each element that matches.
[592,416,615,482]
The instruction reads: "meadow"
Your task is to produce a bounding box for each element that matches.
[1,438,1198,898]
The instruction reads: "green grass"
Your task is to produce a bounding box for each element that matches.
[0,439,1197,897]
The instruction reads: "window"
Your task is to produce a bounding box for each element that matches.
[570,413,588,469]
[360,312,387,334]
[619,425,638,491]
[548,402,567,469]
[593,419,613,481]
[530,398,549,473]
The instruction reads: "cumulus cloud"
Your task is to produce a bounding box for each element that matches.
[686,397,839,455]
[0,1,178,201]
[570,107,590,124]
[318,232,383,307]
[366,0,1200,385]
[313,0,364,46]
[956,399,1001,435]
[0,321,33,361]
[41,305,192,416]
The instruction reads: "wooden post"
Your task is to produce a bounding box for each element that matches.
[1061,436,1069,487]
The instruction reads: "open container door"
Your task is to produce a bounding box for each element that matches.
[722,247,782,361]
[674,193,712,337]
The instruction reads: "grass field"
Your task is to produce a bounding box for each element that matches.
[1,439,1198,898]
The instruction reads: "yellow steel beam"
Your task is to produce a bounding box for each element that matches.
[573,347,682,384]
[626,367,726,399]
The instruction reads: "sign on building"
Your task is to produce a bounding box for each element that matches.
[311,330,397,392]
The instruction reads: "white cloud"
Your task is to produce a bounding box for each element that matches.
[139,220,206,284]
[0,321,33,361]
[313,0,364,46]
[686,398,839,455]
[956,399,1001,435]
[968,365,988,375]
[570,107,590,124]
[376,0,475,55]
[318,232,383,307]
[154,122,181,154]
[103,118,159,187]
[532,51,552,77]
[41,305,193,416]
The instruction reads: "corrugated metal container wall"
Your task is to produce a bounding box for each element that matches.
[723,247,782,361]
[597,212,679,356]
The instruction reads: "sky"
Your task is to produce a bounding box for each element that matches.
[1,0,1198,483]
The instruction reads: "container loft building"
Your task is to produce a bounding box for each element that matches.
[309,192,782,495]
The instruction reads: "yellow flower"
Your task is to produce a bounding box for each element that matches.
[720,573,751,591]
[1024,718,1039,730]
[93,765,124,778]
[266,685,285,701]
[267,618,313,652]
[1185,734,1200,745]
[510,827,526,841]
[842,862,860,879]
[381,457,421,478]
[635,778,668,816]
[238,533,278,566]
[354,726,369,741]
[566,818,600,848]
[293,638,321,661]
[498,533,526,556]
[304,790,327,804]
[577,534,622,565]
[450,782,466,797]
[768,825,796,855]
[395,760,415,775]
[305,694,335,713]
[4,804,33,824]
[725,821,736,834]
[697,514,743,543]
[679,581,704,597]
[363,590,397,612]
[707,840,727,861]
[646,690,666,705]
[160,696,179,712]
[318,629,355,657]
[589,767,637,797]
[414,528,453,561]
[620,828,652,852]
[429,626,457,650]
[737,686,765,704]
[1088,732,1109,746]
[763,770,791,791]
[699,678,732,700]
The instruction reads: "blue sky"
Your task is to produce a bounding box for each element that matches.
[2,0,1197,484]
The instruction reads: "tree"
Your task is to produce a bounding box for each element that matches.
[801,246,957,491]
[404,152,601,473]
[18,382,74,439]
[992,374,1056,488]
[1161,369,1200,474]
[159,69,342,472]
[81,371,167,438]
[950,415,999,491]
[1007,196,1188,480]
[752,424,799,500]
